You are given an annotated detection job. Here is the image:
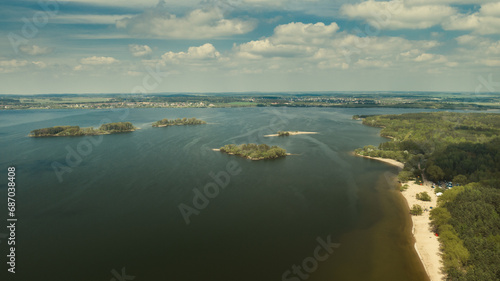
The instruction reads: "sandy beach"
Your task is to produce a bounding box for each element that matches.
[264,131,318,137]
[354,154,405,169]
[356,153,444,281]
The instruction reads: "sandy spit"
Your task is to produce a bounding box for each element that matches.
[264,131,319,137]
[355,153,444,281]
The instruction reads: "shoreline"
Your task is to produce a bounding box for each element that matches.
[28,128,138,137]
[355,153,444,281]
[352,152,404,169]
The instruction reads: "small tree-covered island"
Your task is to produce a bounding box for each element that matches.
[264,131,318,137]
[29,122,136,137]
[152,117,206,127]
[218,143,287,160]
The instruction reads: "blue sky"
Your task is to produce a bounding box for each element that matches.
[0,0,499,94]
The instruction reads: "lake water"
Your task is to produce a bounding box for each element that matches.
[0,107,447,281]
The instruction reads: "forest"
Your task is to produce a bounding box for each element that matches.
[152,117,206,127]
[29,122,136,137]
[99,122,136,132]
[219,143,287,160]
[355,112,500,280]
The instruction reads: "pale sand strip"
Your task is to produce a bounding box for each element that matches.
[355,153,445,281]
[354,154,404,169]
[264,131,319,137]
[403,181,444,281]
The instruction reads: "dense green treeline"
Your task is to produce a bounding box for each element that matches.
[430,184,500,280]
[428,139,500,187]
[30,126,84,137]
[355,112,500,185]
[29,122,136,137]
[152,117,206,127]
[362,112,500,142]
[355,112,500,280]
[99,122,135,132]
[220,143,287,160]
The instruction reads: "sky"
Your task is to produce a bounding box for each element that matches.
[0,0,499,94]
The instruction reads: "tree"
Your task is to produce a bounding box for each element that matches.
[453,174,468,186]
[99,122,134,132]
[430,207,452,230]
[426,165,445,182]
[398,171,414,182]
[410,204,423,215]
[219,143,286,160]
[416,191,431,202]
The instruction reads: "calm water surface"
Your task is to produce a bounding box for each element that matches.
[0,107,445,281]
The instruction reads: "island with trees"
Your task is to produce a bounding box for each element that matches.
[217,143,287,160]
[29,122,136,137]
[264,131,318,137]
[152,117,206,127]
[354,112,500,280]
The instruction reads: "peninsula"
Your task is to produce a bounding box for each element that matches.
[29,122,136,137]
[216,143,287,160]
[354,112,500,281]
[152,117,206,127]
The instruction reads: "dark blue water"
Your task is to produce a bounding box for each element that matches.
[0,107,448,281]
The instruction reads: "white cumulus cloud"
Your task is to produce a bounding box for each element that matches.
[272,22,339,44]
[0,59,46,73]
[230,20,447,73]
[235,22,339,59]
[161,43,221,62]
[129,44,153,57]
[341,0,456,29]
[443,2,500,34]
[19,45,53,56]
[117,6,257,39]
[80,56,119,65]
